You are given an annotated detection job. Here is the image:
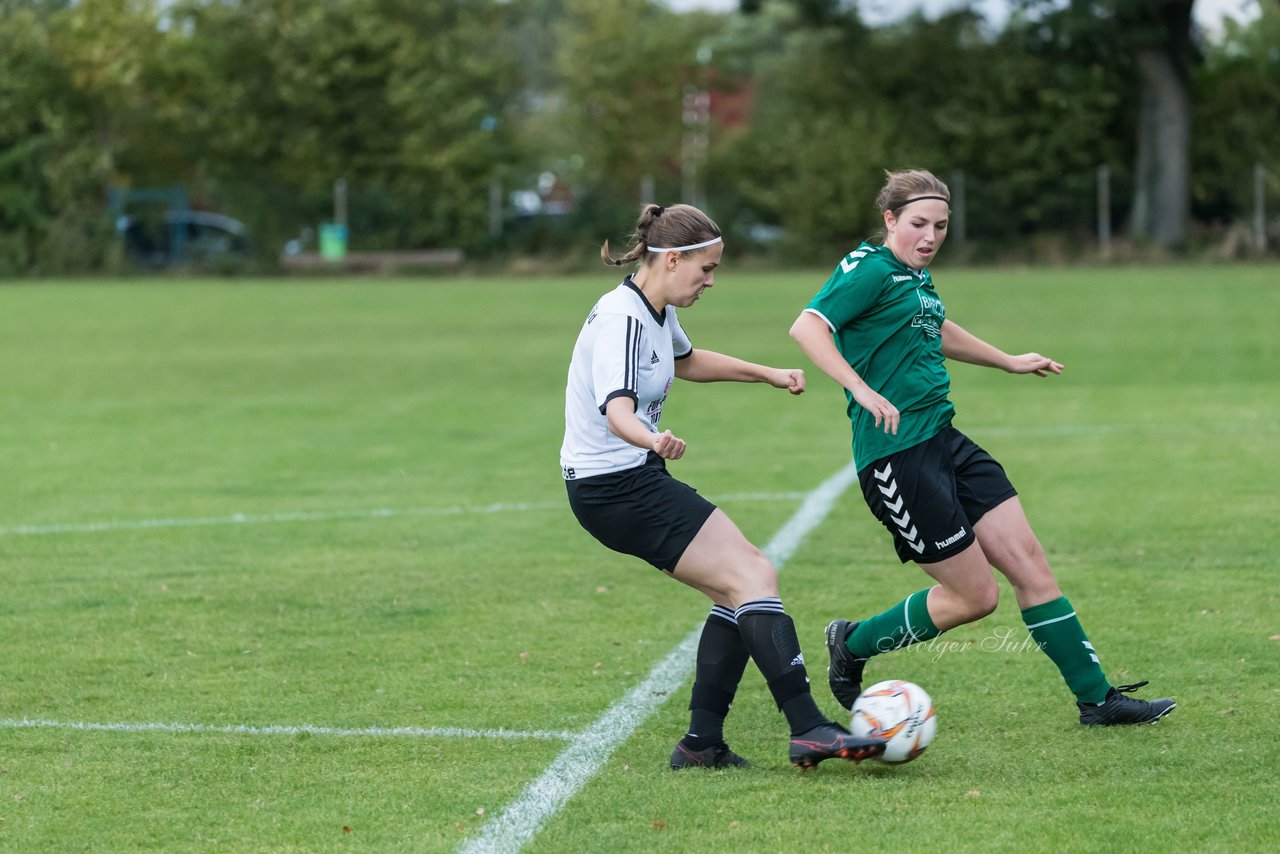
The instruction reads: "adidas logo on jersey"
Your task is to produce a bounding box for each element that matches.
[650,350,660,364]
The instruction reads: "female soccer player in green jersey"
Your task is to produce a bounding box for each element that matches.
[789,169,1175,726]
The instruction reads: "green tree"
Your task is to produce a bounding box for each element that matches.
[541,0,717,232]
[154,0,521,254]
[713,2,1128,256]
[0,0,159,274]
[709,1,888,256]
[1011,0,1198,247]
[1191,5,1280,232]
[383,0,523,250]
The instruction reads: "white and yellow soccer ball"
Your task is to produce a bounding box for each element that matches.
[850,679,937,764]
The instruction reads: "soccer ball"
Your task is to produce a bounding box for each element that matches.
[850,680,937,764]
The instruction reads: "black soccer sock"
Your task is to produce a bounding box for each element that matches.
[681,605,750,750]
[735,597,828,737]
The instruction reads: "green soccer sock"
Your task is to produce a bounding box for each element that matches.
[847,588,941,659]
[1021,596,1111,705]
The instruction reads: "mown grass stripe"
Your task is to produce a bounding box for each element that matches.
[0,492,809,537]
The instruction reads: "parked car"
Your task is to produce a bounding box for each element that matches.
[116,210,250,267]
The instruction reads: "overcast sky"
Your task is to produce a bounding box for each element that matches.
[660,0,1263,35]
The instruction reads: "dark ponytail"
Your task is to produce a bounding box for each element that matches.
[601,203,720,267]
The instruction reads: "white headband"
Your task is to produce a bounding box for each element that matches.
[646,236,723,253]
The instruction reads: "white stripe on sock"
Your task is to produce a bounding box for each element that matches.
[897,591,916,648]
[1023,610,1077,631]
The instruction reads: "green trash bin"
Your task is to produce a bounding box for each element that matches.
[318,222,348,262]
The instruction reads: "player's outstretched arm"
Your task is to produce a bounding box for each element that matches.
[675,349,805,395]
[940,320,1063,377]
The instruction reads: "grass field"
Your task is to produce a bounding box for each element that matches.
[1,265,1277,852]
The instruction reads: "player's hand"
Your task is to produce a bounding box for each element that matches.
[1007,353,1063,377]
[851,386,899,435]
[652,429,686,460]
[770,368,806,395]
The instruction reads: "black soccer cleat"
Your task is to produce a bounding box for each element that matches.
[1078,681,1177,726]
[670,740,750,770]
[789,722,886,769]
[825,619,868,711]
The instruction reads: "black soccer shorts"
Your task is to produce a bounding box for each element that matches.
[858,427,1017,564]
[566,452,717,572]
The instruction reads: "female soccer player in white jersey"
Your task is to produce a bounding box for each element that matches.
[561,203,886,769]
[789,169,1175,727]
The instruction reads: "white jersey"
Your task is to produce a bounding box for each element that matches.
[560,277,693,480]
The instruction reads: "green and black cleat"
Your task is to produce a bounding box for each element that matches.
[1079,681,1176,726]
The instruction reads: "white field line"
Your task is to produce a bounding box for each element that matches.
[0,502,560,536]
[0,492,808,537]
[0,717,576,742]
[458,460,859,854]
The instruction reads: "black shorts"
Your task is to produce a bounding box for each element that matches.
[565,452,717,572]
[858,427,1017,564]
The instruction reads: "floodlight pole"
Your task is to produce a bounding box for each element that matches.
[1254,162,1266,253]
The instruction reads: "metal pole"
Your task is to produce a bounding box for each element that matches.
[1254,162,1266,253]
[1097,165,1112,259]
[681,81,710,209]
[695,90,709,210]
[950,169,966,246]
[681,86,707,207]
[334,178,348,227]
[489,179,503,238]
[641,174,655,206]
[681,86,695,204]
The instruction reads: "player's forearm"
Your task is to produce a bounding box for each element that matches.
[940,320,1012,370]
[675,349,771,383]
[604,397,659,450]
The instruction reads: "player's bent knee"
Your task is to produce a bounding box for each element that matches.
[723,555,779,604]
[993,537,1048,573]
[964,584,999,620]
[740,569,781,602]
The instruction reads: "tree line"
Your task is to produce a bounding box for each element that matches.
[1,0,1276,275]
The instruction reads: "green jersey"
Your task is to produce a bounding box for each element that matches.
[804,242,954,471]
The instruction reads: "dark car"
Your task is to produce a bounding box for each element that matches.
[116,210,250,267]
